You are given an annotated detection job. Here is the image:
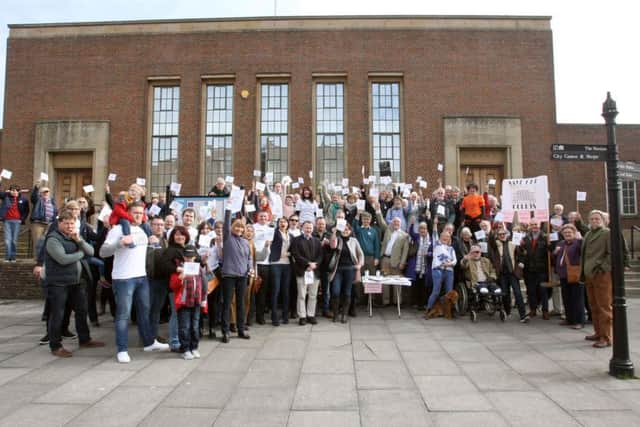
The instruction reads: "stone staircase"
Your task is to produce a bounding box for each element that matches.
[0,222,33,260]
[626,257,640,298]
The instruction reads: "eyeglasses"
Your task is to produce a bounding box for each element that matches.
[290,219,299,222]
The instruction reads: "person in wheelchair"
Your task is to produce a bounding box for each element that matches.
[461,244,506,321]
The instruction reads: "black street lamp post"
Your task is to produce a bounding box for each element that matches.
[602,92,635,378]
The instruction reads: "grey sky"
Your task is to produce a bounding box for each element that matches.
[1,0,638,127]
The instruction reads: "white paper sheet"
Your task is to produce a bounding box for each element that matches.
[40,172,49,182]
[136,177,146,186]
[170,182,182,194]
[108,173,117,181]
[1,169,12,179]
[256,182,266,191]
[474,230,486,240]
[183,262,200,276]
[304,270,315,285]
[83,185,95,193]
[336,218,347,232]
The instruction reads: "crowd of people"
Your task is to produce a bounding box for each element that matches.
[0,173,630,362]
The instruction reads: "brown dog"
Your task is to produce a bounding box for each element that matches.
[425,289,459,319]
[442,289,459,319]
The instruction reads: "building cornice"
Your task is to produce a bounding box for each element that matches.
[8,15,551,39]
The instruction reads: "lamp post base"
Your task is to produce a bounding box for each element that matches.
[609,359,635,379]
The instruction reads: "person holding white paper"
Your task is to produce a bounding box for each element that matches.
[100,201,169,363]
[0,182,30,262]
[327,223,364,323]
[168,245,207,360]
[290,221,323,325]
[377,215,410,306]
[253,211,275,324]
[30,181,58,257]
[426,216,457,314]
[220,210,252,343]
[208,177,230,197]
[489,228,529,323]
[269,216,294,326]
[295,186,318,224]
[521,219,550,320]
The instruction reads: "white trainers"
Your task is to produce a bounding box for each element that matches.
[479,287,489,294]
[143,339,170,352]
[182,351,194,360]
[494,288,502,294]
[117,351,131,363]
[191,349,201,359]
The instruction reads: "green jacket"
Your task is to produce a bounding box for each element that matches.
[580,226,611,280]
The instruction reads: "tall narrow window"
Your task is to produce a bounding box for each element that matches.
[150,86,180,194]
[260,83,288,181]
[316,82,344,184]
[621,180,637,215]
[371,82,401,181]
[205,84,234,190]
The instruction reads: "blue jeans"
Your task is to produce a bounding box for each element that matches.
[168,292,180,349]
[427,268,454,309]
[113,276,154,352]
[3,219,20,260]
[222,276,247,334]
[331,266,355,305]
[320,269,330,312]
[177,307,200,352]
[270,264,291,323]
[499,273,526,318]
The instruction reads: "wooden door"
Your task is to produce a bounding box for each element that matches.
[459,165,503,197]
[55,168,93,207]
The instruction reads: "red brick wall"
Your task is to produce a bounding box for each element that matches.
[2,25,557,194]
[555,124,640,228]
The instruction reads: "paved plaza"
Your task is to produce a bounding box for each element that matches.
[0,299,638,427]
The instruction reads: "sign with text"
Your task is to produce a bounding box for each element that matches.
[364,282,383,294]
[551,144,608,161]
[500,176,549,224]
[618,161,640,180]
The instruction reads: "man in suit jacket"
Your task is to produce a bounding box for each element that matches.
[290,221,323,325]
[377,212,409,305]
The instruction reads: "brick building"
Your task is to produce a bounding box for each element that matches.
[0,15,638,227]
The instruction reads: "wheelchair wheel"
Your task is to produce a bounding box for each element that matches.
[454,282,469,316]
[499,310,507,322]
[470,310,477,323]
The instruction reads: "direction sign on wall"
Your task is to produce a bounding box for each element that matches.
[551,144,609,161]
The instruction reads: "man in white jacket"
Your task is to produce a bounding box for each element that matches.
[100,201,169,363]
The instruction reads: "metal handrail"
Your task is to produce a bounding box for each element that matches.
[632,225,640,260]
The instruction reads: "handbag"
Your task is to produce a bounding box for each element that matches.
[562,246,581,284]
[253,275,263,294]
[407,238,418,258]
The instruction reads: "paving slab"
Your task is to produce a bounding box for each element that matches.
[415,375,493,411]
[355,360,414,389]
[139,407,220,427]
[287,410,360,427]
[0,403,88,427]
[432,411,509,427]
[487,391,580,427]
[352,340,401,361]
[572,410,640,427]
[163,371,242,408]
[213,409,289,427]
[198,347,257,373]
[302,348,354,374]
[292,374,358,410]
[358,389,432,427]
[66,385,172,427]
[460,361,533,391]
[35,368,134,404]
[402,351,461,376]
[239,359,301,388]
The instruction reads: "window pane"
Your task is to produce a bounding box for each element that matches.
[260,83,289,181]
[370,82,401,181]
[204,84,234,190]
[150,86,180,193]
[315,83,345,184]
